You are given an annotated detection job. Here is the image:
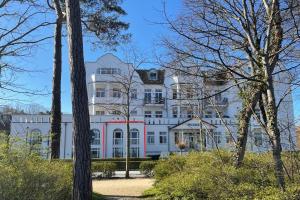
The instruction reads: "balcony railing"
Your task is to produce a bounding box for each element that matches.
[144,97,165,105]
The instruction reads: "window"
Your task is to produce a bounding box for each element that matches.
[113,129,123,145]
[155,111,163,118]
[112,88,121,98]
[130,110,138,116]
[172,107,178,118]
[215,90,222,102]
[96,68,101,74]
[96,88,105,97]
[172,89,177,99]
[101,68,110,74]
[111,110,121,115]
[99,68,121,75]
[144,89,151,103]
[254,132,263,146]
[147,132,155,144]
[149,71,157,80]
[225,132,234,144]
[131,89,137,100]
[204,111,213,118]
[130,147,139,158]
[113,147,123,158]
[186,88,193,99]
[159,132,167,144]
[130,129,139,145]
[155,89,163,103]
[187,108,193,118]
[254,109,261,119]
[95,111,105,115]
[213,132,222,145]
[91,129,100,145]
[91,147,100,158]
[28,129,42,153]
[144,111,151,118]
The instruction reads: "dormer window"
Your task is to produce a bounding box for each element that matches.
[149,70,157,80]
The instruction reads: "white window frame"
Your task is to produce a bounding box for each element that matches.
[147,132,155,144]
[159,132,167,144]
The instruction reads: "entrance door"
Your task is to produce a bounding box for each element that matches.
[188,134,195,149]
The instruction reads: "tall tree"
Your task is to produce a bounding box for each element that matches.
[50,0,64,159]
[65,0,91,198]
[161,0,300,189]
[49,0,129,159]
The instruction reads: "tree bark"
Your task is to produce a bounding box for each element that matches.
[125,93,130,178]
[65,0,92,199]
[234,88,261,167]
[262,82,285,190]
[50,0,63,159]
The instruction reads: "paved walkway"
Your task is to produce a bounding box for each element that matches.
[93,178,154,200]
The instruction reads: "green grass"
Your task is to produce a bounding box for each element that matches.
[92,192,105,200]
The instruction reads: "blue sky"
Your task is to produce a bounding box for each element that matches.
[2,0,299,122]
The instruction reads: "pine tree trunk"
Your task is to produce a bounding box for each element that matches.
[50,0,63,159]
[65,0,92,199]
[234,89,261,167]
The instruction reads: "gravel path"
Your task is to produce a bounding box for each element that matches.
[93,178,155,199]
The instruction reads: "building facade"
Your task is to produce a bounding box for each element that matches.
[10,54,297,159]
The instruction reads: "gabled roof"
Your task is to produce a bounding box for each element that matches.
[136,69,165,85]
[169,118,216,130]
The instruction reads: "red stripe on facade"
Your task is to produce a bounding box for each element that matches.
[144,124,146,157]
[102,124,105,158]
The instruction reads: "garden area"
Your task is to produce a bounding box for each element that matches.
[1,129,300,200]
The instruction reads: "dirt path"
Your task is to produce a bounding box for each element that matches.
[93,178,154,199]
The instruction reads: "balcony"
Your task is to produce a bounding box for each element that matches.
[144,97,165,106]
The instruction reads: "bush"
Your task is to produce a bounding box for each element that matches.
[0,133,72,200]
[139,160,157,177]
[145,151,300,200]
[92,162,117,178]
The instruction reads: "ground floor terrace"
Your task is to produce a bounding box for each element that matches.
[10,114,296,159]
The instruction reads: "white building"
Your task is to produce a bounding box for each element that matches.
[10,54,297,159]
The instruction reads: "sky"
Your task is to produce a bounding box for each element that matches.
[2,0,182,113]
[1,0,299,122]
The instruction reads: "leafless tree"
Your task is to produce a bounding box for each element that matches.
[0,1,52,102]
[98,48,145,178]
[160,0,300,189]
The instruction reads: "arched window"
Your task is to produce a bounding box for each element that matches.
[113,129,123,145]
[254,132,263,147]
[29,129,42,153]
[91,129,100,145]
[130,129,139,145]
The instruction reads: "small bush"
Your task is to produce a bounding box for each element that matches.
[139,160,157,177]
[92,162,117,178]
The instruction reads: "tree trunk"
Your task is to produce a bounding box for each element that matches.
[262,82,285,190]
[125,96,130,178]
[65,0,92,199]
[50,0,63,159]
[234,89,261,167]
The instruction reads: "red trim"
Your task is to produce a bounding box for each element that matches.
[106,120,144,124]
[102,120,146,158]
[102,124,105,158]
[144,124,146,157]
